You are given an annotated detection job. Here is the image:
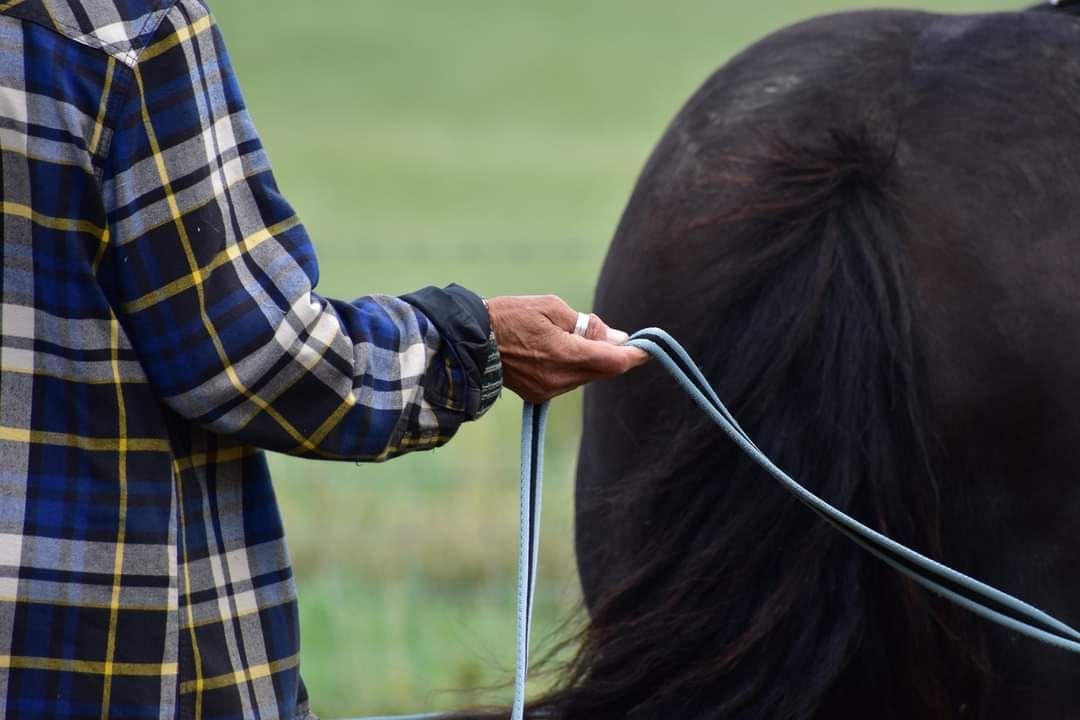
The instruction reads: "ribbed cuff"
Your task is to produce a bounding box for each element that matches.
[477,328,502,418]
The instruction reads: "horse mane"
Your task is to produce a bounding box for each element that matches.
[528,11,994,719]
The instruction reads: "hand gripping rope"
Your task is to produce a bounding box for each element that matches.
[360,327,1080,720]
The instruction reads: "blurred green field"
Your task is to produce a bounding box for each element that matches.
[210,1,1015,716]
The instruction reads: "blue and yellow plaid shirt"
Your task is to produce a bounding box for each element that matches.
[0,1,502,717]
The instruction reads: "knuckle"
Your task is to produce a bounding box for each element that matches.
[585,315,605,341]
[527,378,551,402]
[520,383,543,404]
[608,354,632,375]
[548,295,572,314]
[540,375,569,400]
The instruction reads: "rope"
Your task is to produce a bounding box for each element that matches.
[356,403,548,720]
[355,326,1080,720]
[625,327,1080,652]
[512,402,547,720]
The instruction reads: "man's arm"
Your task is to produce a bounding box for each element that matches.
[102,0,497,461]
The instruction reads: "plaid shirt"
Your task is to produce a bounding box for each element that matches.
[0,1,501,718]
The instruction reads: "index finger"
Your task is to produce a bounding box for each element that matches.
[565,332,650,376]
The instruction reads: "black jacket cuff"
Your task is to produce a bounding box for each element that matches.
[400,283,502,419]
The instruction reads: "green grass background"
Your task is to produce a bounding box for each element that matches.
[209,1,1014,716]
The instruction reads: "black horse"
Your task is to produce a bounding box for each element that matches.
[536,5,1080,719]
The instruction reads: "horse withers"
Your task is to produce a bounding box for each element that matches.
[556,6,1080,719]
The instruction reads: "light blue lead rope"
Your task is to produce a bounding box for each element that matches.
[626,327,1080,652]
[512,402,548,720]
[357,327,1080,720]
[357,404,548,720]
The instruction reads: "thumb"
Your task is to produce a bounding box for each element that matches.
[606,327,630,344]
[579,312,632,346]
[570,333,650,374]
[620,343,650,367]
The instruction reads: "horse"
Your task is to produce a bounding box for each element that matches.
[532,5,1080,719]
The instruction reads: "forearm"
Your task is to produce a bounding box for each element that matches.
[145,285,500,461]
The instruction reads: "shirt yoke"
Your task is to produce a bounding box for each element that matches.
[0,0,183,66]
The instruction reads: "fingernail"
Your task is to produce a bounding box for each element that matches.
[607,328,629,344]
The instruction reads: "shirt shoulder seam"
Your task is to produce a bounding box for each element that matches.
[0,0,181,67]
[95,0,208,171]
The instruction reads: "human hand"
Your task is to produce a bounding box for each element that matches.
[486,295,650,404]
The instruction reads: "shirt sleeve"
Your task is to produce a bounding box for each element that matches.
[99,0,501,461]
